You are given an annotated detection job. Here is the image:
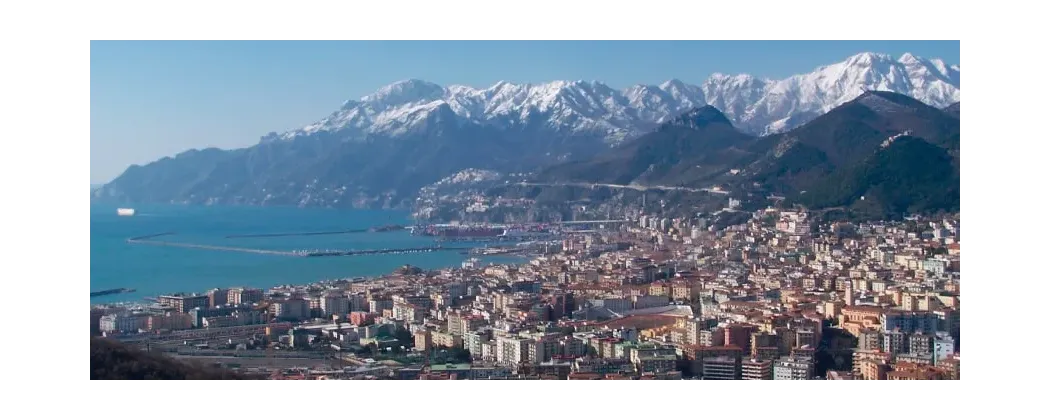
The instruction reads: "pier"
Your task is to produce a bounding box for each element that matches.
[468,246,533,256]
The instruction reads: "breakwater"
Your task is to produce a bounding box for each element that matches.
[90,287,136,297]
[224,225,404,239]
[128,232,176,241]
[128,237,303,256]
[225,229,368,239]
[127,233,471,258]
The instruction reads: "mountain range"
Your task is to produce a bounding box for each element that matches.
[536,90,959,219]
[93,52,960,212]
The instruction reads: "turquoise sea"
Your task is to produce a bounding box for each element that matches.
[90,203,521,304]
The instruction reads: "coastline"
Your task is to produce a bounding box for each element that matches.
[90,203,525,305]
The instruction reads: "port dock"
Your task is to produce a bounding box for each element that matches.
[302,246,472,257]
[469,248,524,256]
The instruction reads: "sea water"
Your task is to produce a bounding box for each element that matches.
[90,203,520,303]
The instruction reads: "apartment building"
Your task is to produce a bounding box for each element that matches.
[852,349,892,377]
[414,329,432,351]
[881,310,939,334]
[773,356,813,380]
[148,312,194,331]
[496,336,528,365]
[703,356,741,380]
[227,288,264,305]
[858,359,890,380]
[99,313,150,333]
[321,294,350,317]
[271,298,310,321]
[207,288,229,307]
[158,294,210,313]
[432,331,462,349]
[909,332,934,355]
[883,330,908,354]
[742,358,772,380]
[637,355,677,374]
[573,358,635,376]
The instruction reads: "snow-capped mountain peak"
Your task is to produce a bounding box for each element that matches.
[899,52,918,61]
[276,51,959,142]
[706,51,960,134]
[846,51,894,65]
[363,79,445,104]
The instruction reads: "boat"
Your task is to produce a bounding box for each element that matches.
[117,208,136,216]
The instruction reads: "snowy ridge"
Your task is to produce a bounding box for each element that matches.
[277,52,960,142]
[280,78,710,144]
[730,52,961,134]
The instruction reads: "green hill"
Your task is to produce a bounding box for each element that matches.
[538,106,757,186]
[90,337,249,380]
[796,136,960,219]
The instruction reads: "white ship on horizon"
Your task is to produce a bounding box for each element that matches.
[117,208,136,216]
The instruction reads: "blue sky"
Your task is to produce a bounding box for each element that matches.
[90,40,959,184]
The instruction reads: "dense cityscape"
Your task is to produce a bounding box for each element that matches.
[91,204,961,380]
[88,40,962,382]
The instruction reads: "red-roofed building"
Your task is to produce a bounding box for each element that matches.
[567,372,601,380]
[947,243,960,256]
[887,362,948,380]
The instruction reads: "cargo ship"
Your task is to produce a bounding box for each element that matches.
[117,208,136,216]
[414,225,506,238]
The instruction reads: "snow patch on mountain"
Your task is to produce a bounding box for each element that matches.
[277,51,960,143]
[715,52,961,134]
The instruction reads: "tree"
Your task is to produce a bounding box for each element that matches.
[393,327,414,346]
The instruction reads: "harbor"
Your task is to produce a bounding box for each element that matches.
[92,204,546,304]
[119,217,625,260]
[127,235,472,258]
[120,220,591,260]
